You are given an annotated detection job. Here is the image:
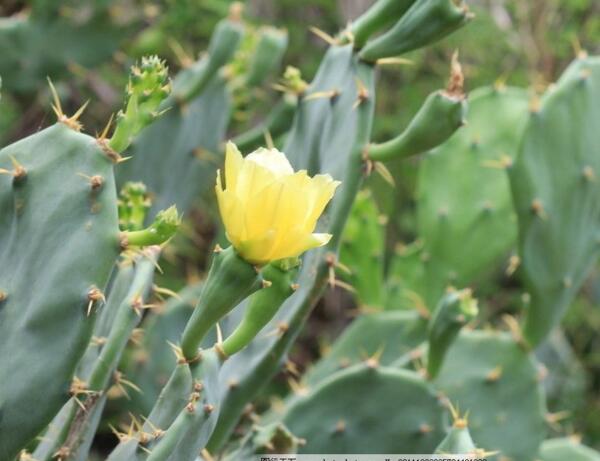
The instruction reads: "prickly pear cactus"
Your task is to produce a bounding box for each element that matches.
[0,122,121,459]
[0,1,126,93]
[406,86,529,309]
[209,2,471,448]
[338,189,386,308]
[304,310,428,386]
[539,438,600,461]
[510,55,600,347]
[116,14,244,217]
[31,248,161,461]
[433,330,547,461]
[0,52,173,459]
[284,365,446,454]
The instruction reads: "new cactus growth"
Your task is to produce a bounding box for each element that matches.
[426,288,478,379]
[367,53,467,162]
[108,56,171,154]
[359,0,473,62]
[122,205,180,247]
[118,182,152,231]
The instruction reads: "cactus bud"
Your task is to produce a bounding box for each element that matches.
[118,181,152,231]
[109,56,171,153]
[121,205,180,247]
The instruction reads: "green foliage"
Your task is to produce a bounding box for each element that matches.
[510,55,600,347]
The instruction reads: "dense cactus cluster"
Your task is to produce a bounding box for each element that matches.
[1,1,600,461]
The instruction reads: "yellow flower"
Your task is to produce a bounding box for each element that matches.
[215,142,341,265]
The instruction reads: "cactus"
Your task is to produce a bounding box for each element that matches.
[432,330,547,461]
[434,410,478,455]
[0,54,173,460]
[209,5,470,446]
[31,248,162,461]
[535,330,586,414]
[116,12,291,218]
[304,310,428,386]
[6,4,598,461]
[358,0,472,62]
[426,288,478,379]
[337,189,387,308]
[115,12,244,217]
[396,86,529,309]
[121,283,204,416]
[0,1,126,93]
[0,122,121,459]
[539,438,600,461]
[222,422,302,459]
[283,365,446,454]
[510,55,600,347]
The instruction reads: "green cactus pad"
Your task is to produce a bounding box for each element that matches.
[245,27,288,87]
[338,189,386,308]
[305,310,428,386]
[157,349,222,461]
[407,86,529,309]
[122,282,203,416]
[434,423,477,455]
[0,124,120,459]
[359,0,472,61]
[33,249,161,461]
[539,438,600,461]
[433,330,546,461]
[284,365,446,453]
[510,55,600,346]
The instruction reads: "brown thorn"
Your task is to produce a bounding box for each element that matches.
[98,113,114,141]
[445,50,464,98]
[530,198,547,220]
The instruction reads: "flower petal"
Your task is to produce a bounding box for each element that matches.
[246,147,294,177]
[225,141,244,191]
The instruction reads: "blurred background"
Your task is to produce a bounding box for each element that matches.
[1,0,599,454]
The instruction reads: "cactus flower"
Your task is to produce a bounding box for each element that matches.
[216,142,340,265]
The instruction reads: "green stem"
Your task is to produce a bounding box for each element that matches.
[368,90,466,162]
[222,264,298,357]
[350,0,418,49]
[180,247,260,361]
[122,206,179,247]
[146,409,191,461]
